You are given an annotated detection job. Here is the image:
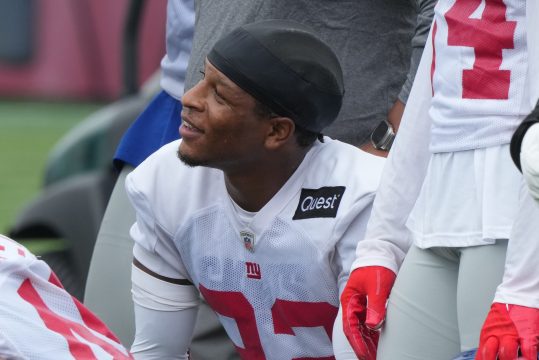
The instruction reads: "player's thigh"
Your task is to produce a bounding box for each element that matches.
[84,166,136,346]
[377,245,460,360]
[457,240,507,351]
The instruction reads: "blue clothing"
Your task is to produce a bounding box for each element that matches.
[114,90,182,169]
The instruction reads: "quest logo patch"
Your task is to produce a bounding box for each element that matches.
[293,186,346,220]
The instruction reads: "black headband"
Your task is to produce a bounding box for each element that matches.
[207,20,344,133]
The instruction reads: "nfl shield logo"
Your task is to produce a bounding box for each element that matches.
[240,231,255,252]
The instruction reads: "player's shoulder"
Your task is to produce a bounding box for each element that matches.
[125,140,223,228]
[306,137,386,194]
[127,140,218,196]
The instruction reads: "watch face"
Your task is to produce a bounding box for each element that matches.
[371,121,389,144]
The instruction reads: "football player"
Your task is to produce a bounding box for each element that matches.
[0,234,131,359]
[126,20,386,359]
[340,0,539,359]
[88,0,435,357]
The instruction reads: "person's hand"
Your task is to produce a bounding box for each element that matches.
[340,266,396,360]
[477,302,539,360]
[521,123,539,203]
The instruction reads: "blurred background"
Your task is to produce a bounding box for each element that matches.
[0,0,166,298]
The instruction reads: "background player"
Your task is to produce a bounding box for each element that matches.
[0,234,132,359]
[340,0,539,359]
[126,20,386,359]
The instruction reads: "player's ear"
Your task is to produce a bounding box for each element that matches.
[265,117,295,150]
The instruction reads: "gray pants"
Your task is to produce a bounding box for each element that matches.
[377,241,507,360]
[84,166,239,359]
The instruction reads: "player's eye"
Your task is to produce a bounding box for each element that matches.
[199,70,206,79]
[213,88,225,104]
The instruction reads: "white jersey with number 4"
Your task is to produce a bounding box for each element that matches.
[0,235,131,360]
[430,0,530,152]
[352,0,539,308]
[126,138,385,359]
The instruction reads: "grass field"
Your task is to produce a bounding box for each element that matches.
[0,100,104,235]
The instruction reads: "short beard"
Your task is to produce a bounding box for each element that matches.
[177,148,208,168]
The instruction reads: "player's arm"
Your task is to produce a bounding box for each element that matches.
[353,23,434,274]
[125,159,199,359]
[130,245,200,359]
[388,0,435,132]
[341,26,436,359]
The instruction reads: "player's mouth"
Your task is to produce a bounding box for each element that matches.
[180,116,204,139]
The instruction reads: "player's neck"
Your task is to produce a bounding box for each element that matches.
[224,149,308,212]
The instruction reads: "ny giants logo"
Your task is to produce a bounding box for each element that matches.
[293,186,346,220]
[245,262,261,279]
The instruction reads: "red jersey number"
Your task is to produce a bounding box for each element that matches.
[200,285,338,360]
[444,0,516,99]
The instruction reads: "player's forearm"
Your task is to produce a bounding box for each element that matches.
[131,303,197,359]
[130,255,201,359]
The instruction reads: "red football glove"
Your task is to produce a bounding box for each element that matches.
[340,266,396,360]
[477,302,539,360]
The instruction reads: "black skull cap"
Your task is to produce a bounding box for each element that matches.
[207,19,344,133]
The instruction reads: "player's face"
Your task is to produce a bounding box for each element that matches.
[178,60,272,169]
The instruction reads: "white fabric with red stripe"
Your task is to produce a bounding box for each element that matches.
[0,235,131,360]
[430,0,530,152]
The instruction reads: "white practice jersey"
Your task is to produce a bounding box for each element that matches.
[126,138,385,359]
[353,0,539,307]
[430,0,531,152]
[0,235,131,360]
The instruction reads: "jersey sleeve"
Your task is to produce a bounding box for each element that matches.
[126,146,203,359]
[125,145,192,282]
[352,27,435,274]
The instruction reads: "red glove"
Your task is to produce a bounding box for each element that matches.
[477,302,539,360]
[340,266,396,360]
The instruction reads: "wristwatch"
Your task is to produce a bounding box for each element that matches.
[370,120,395,151]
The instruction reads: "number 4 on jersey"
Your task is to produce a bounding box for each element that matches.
[445,0,516,100]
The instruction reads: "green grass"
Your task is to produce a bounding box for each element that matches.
[0,100,103,235]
